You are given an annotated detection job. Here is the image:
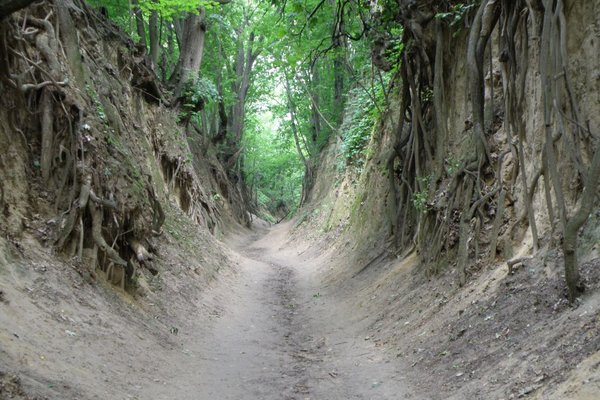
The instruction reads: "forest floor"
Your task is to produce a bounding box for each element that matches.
[0,220,415,400]
[178,221,417,400]
[2,219,600,399]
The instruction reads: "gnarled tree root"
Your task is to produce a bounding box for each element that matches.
[129,239,153,262]
[90,202,127,267]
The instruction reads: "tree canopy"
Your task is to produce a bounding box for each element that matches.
[89,0,396,217]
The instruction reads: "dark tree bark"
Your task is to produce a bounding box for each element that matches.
[466,0,500,165]
[563,146,600,302]
[169,9,206,97]
[229,30,260,144]
[148,10,159,68]
[285,71,314,205]
[0,0,35,19]
[169,0,231,98]
[132,0,146,48]
[329,0,348,125]
[309,64,321,151]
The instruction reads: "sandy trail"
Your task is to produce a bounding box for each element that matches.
[1,222,414,400]
[5,218,598,400]
[161,222,414,400]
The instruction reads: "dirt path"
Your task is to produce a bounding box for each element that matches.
[1,222,415,400]
[157,222,415,400]
[4,220,598,400]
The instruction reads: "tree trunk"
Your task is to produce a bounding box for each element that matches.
[132,0,146,48]
[229,30,259,144]
[222,24,261,176]
[160,22,175,79]
[466,0,500,165]
[285,71,313,205]
[211,68,228,145]
[331,0,346,125]
[309,64,322,151]
[563,145,600,302]
[148,10,159,68]
[0,0,35,19]
[56,1,86,88]
[169,9,206,97]
[40,89,54,183]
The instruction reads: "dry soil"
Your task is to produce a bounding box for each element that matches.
[0,221,417,399]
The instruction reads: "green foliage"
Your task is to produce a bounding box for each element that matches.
[85,84,107,121]
[90,0,221,19]
[243,111,304,217]
[385,26,405,73]
[339,73,389,167]
[446,157,461,176]
[138,0,221,16]
[413,190,429,212]
[340,90,374,163]
[435,3,476,33]
[89,0,404,220]
[412,175,432,212]
[182,75,219,108]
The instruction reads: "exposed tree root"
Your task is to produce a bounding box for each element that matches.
[506,255,533,274]
[562,143,600,301]
[129,238,153,262]
[89,199,127,268]
[467,0,500,165]
[0,4,174,291]
[379,0,597,300]
[39,88,54,182]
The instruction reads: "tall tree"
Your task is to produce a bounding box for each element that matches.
[132,0,147,47]
[228,29,262,151]
[0,0,35,19]
[148,10,159,67]
[169,9,207,96]
[284,70,314,204]
[168,0,231,97]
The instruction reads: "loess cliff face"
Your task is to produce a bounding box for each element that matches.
[0,2,249,396]
[0,0,599,398]
[0,1,245,291]
[296,1,600,397]
[307,0,600,281]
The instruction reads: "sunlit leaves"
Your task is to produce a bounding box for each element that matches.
[138,0,222,17]
[243,111,304,214]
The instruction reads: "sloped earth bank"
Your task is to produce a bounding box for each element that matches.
[3,216,600,400]
[196,222,417,400]
[288,208,600,399]
[1,220,417,400]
